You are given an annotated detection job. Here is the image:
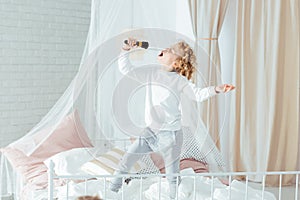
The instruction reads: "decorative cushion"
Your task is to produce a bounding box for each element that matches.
[81,147,146,175]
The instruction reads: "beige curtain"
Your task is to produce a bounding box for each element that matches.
[229,0,299,186]
[188,0,229,148]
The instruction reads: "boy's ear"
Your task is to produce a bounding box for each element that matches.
[172,60,181,71]
[171,62,177,71]
[172,60,178,67]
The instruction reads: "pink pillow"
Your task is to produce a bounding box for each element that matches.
[150,153,208,173]
[31,110,93,158]
[1,110,93,189]
[1,147,48,189]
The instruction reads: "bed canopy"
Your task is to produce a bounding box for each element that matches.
[0,0,229,197]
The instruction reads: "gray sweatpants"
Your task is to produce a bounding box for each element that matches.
[110,127,183,199]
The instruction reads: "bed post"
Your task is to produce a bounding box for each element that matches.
[48,160,54,200]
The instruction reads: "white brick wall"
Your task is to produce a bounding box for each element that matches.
[0,0,91,147]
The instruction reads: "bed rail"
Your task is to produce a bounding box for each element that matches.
[48,160,300,200]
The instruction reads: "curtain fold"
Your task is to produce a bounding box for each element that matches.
[188,0,229,148]
[229,0,299,186]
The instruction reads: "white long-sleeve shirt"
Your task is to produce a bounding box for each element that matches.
[118,51,218,131]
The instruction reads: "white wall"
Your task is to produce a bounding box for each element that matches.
[0,0,91,147]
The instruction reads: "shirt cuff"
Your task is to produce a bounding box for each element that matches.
[208,86,218,96]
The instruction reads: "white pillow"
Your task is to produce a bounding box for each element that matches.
[81,147,146,175]
[44,147,101,175]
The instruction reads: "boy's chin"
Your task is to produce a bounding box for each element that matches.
[162,66,174,72]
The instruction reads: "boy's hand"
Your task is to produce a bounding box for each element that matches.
[122,38,137,51]
[215,84,235,93]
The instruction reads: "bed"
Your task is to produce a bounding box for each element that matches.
[3,145,299,200]
[48,162,299,200]
[1,111,299,200]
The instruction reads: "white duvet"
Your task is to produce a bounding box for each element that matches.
[143,168,276,200]
[30,168,276,200]
[144,174,276,200]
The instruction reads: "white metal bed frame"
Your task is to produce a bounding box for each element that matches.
[48,161,300,200]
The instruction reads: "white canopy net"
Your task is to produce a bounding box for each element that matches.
[0,0,228,197]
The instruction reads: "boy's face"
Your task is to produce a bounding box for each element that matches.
[157,43,187,71]
[157,47,179,70]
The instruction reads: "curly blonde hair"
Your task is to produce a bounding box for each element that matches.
[171,41,197,80]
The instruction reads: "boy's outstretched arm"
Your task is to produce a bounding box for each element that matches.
[182,82,235,102]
